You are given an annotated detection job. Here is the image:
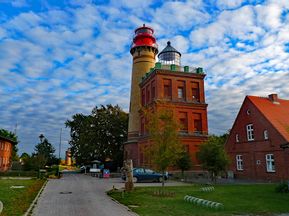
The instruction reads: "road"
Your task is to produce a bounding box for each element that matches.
[32,174,138,216]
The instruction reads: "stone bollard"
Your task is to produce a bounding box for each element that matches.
[184,195,223,210]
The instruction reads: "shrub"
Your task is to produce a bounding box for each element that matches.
[275,182,289,193]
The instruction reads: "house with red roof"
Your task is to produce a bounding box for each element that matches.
[225,94,289,181]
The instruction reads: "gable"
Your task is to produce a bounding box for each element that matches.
[248,96,289,142]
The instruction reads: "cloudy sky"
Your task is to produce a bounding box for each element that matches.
[1,0,289,157]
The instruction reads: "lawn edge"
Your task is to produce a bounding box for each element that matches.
[24,179,48,216]
[107,191,139,216]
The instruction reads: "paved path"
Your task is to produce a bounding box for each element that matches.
[33,174,138,216]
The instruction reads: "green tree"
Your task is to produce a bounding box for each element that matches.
[0,128,19,161]
[145,109,183,187]
[34,135,58,167]
[65,104,128,169]
[175,151,192,178]
[197,135,230,183]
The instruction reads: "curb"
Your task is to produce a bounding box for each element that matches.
[24,179,48,216]
[108,193,139,216]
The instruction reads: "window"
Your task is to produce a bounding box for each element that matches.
[236,155,243,170]
[177,81,186,100]
[178,87,184,99]
[146,87,150,104]
[163,79,172,99]
[151,81,155,100]
[179,112,188,132]
[266,154,275,172]
[0,157,2,166]
[192,82,200,102]
[264,130,269,140]
[246,109,251,115]
[193,113,202,132]
[246,124,254,141]
[141,117,145,135]
[236,134,239,142]
[141,89,145,106]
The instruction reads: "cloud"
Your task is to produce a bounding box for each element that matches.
[217,0,245,10]
[1,0,289,155]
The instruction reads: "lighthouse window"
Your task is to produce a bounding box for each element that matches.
[146,87,150,104]
[163,79,172,99]
[179,112,188,132]
[193,113,202,133]
[141,89,145,106]
[192,82,200,102]
[177,81,186,100]
[178,87,184,99]
[136,28,152,34]
[151,81,156,100]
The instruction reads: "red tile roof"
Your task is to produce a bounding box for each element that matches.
[248,95,289,141]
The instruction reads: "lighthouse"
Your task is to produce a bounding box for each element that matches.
[124,24,158,164]
[125,25,208,168]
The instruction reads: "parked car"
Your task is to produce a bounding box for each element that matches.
[122,167,168,183]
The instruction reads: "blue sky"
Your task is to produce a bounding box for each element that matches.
[1,0,289,157]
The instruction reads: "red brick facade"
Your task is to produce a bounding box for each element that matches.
[125,67,208,168]
[0,137,14,172]
[225,94,289,181]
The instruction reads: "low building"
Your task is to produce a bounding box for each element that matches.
[0,136,16,172]
[225,94,289,181]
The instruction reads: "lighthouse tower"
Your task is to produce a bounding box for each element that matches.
[125,25,158,165]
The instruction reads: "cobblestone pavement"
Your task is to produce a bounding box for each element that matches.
[32,174,139,216]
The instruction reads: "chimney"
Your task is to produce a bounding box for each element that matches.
[268,94,279,104]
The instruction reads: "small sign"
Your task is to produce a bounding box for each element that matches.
[103,169,110,178]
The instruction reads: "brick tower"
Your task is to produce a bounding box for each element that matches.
[124,25,158,165]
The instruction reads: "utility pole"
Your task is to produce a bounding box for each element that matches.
[58,128,62,178]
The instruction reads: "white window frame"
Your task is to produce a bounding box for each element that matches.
[266,154,275,172]
[235,134,239,142]
[236,155,243,171]
[246,124,254,141]
[264,130,269,140]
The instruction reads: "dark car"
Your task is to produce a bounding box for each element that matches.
[122,167,167,183]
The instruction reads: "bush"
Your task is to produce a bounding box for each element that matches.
[275,182,289,193]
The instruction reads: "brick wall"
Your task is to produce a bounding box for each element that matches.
[225,97,289,181]
[0,139,13,172]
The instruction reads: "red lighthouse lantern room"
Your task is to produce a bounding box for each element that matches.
[130,24,158,54]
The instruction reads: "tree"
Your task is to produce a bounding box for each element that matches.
[0,128,19,161]
[175,151,192,178]
[34,135,58,167]
[196,135,230,183]
[144,109,183,187]
[65,104,128,169]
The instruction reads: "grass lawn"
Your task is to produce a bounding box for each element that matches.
[0,178,45,216]
[108,184,289,216]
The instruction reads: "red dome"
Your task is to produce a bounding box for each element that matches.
[130,24,158,53]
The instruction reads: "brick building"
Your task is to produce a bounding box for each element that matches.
[0,136,16,171]
[125,25,208,168]
[225,94,289,181]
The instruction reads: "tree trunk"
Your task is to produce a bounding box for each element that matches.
[162,170,165,188]
[125,159,134,191]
